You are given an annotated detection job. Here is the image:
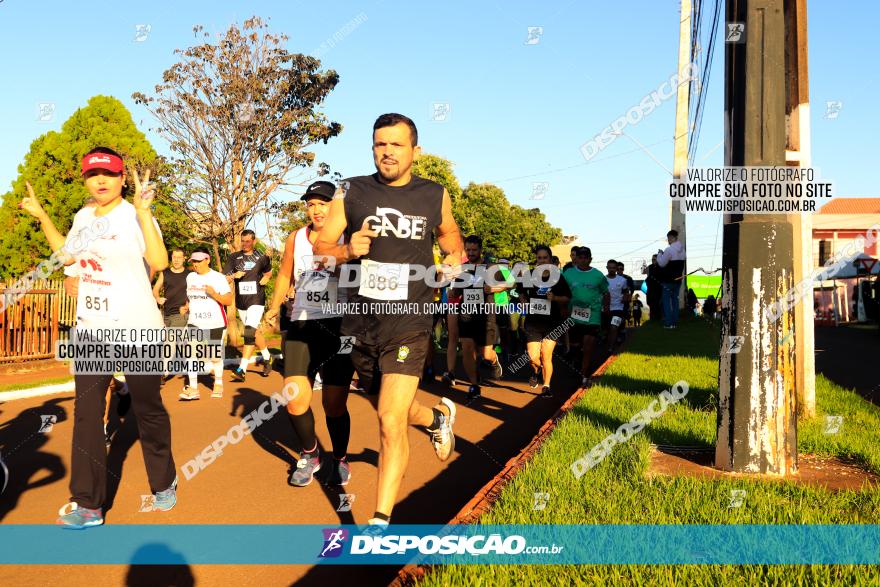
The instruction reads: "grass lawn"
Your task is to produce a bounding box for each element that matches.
[422,319,880,586]
[0,376,74,394]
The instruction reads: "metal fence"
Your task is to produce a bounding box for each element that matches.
[0,279,76,362]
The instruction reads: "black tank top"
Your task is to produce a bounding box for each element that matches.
[342,173,443,330]
[162,268,191,317]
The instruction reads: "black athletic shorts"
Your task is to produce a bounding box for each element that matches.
[283,318,354,386]
[572,323,600,339]
[343,329,431,393]
[459,313,498,347]
[524,320,565,344]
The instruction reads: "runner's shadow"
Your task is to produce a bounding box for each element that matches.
[125,543,194,587]
[231,386,370,525]
[0,398,69,522]
[105,407,142,516]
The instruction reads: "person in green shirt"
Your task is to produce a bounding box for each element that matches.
[563,247,609,388]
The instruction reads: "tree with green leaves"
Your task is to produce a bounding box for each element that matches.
[132,16,342,265]
[457,182,562,262]
[0,95,193,281]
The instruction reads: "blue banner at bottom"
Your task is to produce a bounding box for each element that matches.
[0,524,878,565]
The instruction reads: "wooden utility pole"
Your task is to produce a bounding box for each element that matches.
[716,0,798,475]
[671,0,691,308]
[785,0,816,418]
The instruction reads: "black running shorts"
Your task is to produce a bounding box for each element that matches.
[283,318,354,386]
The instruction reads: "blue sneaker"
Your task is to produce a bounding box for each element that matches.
[364,519,389,536]
[57,504,103,529]
[153,476,178,512]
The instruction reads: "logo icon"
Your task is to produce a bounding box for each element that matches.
[396,345,410,363]
[38,415,57,433]
[337,493,356,512]
[138,495,156,512]
[726,23,745,43]
[824,101,843,120]
[319,528,349,558]
[134,24,151,42]
[431,102,451,122]
[36,102,56,122]
[724,336,744,354]
[532,492,550,511]
[525,26,544,45]
[338,336,355,355]
[823,415,843,435]
[530,182,549,200]
[236,102,256,123]
[728,489,746,508]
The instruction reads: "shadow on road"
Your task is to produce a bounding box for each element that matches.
[125,543,194,587]
[0,397,69,522]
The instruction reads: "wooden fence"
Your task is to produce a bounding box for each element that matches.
[0,279,76,362]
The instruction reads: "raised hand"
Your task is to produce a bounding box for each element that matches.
[128,164,155,212]
[20,181,48,219]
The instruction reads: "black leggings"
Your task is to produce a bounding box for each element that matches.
[70,373,176,509]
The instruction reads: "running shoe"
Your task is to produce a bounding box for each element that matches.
[153,476,178,512]
[529,374,539,388]
[231,368,246,382]
[490,360,503,380]
[327,458,351,486]
[262,356,274,377]
[428,398,456,461]
[441,371,456,386]
[540,385,554,398]
[364,519,389,536]
[57,504,103,529]
[289,452,322,487]
[179,386,200,401]
[211,383,224,399]
[466,384,481,401]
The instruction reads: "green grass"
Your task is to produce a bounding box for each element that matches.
[422,319,880,586]
[0,375,73,394]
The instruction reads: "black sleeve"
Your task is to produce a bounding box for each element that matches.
[260,254,273,274]
[552,277,571,298]
[222,254,235,275]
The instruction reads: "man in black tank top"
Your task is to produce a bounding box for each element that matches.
[152,248,191,328]
[315,113,464,529]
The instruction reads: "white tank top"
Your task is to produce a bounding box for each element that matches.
[289,226,345,321]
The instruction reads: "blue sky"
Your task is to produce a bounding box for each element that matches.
[1,0,876,269]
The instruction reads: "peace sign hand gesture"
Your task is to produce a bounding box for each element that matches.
[128,164,155,212]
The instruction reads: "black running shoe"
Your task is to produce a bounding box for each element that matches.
[441,371,456,386]
[261,356,273,378]
[231,368,246,383]
[529,374,539,388]
[540,385,554,398]
[466,384,481,400]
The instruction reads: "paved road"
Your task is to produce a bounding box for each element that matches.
[815,323,880,405]
[0,347,586,586]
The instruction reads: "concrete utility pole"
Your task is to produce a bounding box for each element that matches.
[784,0,816,418]
[716,0,798,475]
[671,0,691,309]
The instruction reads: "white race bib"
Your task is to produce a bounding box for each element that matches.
[529,298,551,316]
[79,278,118,321]
[463,288,484,305]
[239,281,257,295]
[611,315,623,327]
[358,259,408,301]
[300,280,338,309]
[572,306,592,323]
